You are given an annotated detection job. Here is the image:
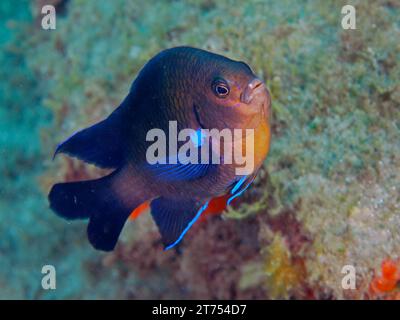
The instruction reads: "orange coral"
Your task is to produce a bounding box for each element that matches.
[369,258,400,299]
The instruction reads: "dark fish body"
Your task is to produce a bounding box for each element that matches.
[49,46,271,251]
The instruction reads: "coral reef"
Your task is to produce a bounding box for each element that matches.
[369,258,400,299]
[0,0,399,299]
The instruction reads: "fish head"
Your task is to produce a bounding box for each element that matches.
[188,53,272,173]
[193,56,271,132]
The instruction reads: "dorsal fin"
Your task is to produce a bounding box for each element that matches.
[53,102,127,169]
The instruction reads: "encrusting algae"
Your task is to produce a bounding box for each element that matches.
[263,233,306,299]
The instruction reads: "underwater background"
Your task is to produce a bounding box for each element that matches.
[0,0,399,299]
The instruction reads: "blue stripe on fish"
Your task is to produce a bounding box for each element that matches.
[164,201,209,251]
[231,176,247,194]
[227,178,253,206]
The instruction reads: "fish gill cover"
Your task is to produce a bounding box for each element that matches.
[0,0,399,299]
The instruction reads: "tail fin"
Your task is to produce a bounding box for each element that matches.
[48,172,139,251]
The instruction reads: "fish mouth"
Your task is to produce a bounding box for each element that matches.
[240,78,265,105]
[239,77,270,127]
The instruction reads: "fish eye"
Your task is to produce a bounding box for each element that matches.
[212,79,230,98]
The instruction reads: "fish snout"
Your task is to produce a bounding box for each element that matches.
[240,78,265,104]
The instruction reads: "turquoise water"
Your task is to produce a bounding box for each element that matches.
[0,1,118,299]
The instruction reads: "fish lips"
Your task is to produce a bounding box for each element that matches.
[240,78,265,105]
[240,79,271,123]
